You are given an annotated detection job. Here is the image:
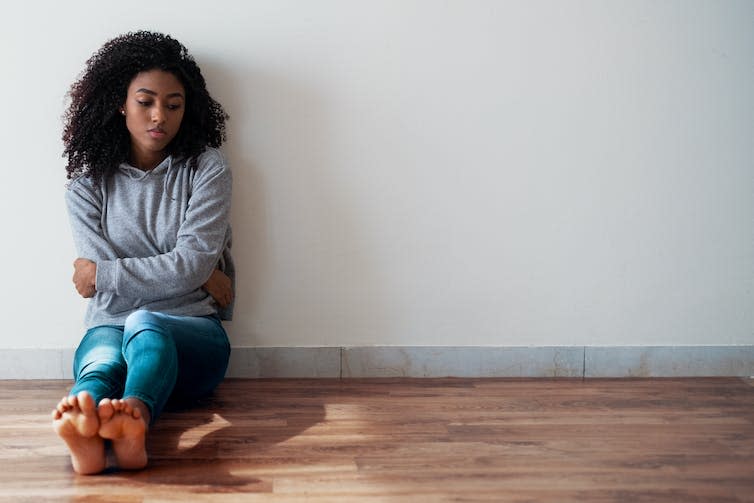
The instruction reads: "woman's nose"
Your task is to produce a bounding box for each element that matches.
[151,107,165,123]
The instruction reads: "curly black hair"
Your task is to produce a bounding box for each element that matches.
[63,31,228,184]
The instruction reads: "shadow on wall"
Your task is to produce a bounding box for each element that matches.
[201,57,270,343]
[200,57,392,347]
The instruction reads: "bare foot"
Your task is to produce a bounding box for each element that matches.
[52,391,105,475]
[98,398,148,470]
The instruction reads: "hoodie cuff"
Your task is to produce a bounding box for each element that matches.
[95,260,118,294]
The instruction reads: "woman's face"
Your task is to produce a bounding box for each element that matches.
[121,69,186,168]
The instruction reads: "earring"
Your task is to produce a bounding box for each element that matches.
[120,109,126,116]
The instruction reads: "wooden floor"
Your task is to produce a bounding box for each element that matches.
[0,378,753,502]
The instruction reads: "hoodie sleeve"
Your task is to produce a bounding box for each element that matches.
[65,178,119,263]
[94,152,232,302]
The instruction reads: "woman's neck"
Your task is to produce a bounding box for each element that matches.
[129,148,168,171]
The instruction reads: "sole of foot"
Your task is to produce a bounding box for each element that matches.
[98,398,148,470]
[52,391,106,475]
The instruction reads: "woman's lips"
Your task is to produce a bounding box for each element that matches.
[148,129,166,139]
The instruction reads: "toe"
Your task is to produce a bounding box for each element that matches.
[78,392,96,416]
[98,399,114,422]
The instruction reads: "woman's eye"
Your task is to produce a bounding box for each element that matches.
[167,104,182,110]
[137,101,152,107]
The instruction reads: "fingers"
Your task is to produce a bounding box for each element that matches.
[206,285,233,308]
[74,284,95,298]
[219,291,233,308]
[215,296,228,309]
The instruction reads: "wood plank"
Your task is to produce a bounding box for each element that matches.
[0,377,752,501]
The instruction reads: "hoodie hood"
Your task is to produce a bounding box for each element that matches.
[118,155,187,199]
[118,155,173,179]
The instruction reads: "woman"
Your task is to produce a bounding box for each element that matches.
[52,31,234,475]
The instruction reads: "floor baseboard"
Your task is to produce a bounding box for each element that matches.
[2,346,753,379]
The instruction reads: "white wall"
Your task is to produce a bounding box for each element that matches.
[0,0,751,349]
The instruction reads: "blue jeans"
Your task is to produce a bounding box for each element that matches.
[70,310,231,424]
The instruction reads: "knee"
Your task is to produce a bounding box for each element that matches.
[123,311,174,351]
[124,310,163,332]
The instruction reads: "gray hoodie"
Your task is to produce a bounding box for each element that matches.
[66,147,234,328]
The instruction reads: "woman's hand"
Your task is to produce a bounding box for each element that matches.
[73,258,97,298]
[203,268,234,308]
